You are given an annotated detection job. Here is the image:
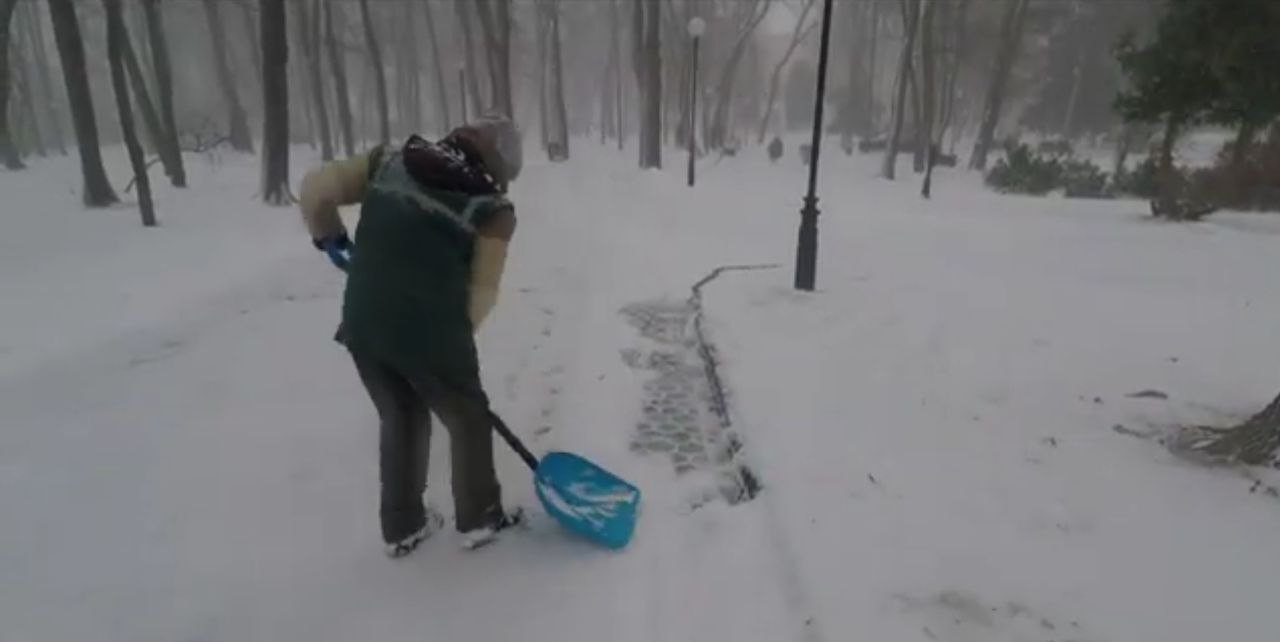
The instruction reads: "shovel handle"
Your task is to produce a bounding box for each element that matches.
[487,410,540,472]
[327,259,539,472]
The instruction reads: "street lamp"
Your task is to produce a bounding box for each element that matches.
[794,0,834,291]
[686,16,705,187]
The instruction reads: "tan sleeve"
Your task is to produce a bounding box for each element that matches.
[299,152,374,239]
[469,206,516,330]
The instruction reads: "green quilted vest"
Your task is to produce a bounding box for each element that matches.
[337,149,510,386]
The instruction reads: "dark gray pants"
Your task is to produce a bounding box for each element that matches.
[351,353,502,541]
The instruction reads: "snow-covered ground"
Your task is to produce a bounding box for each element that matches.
[2,140,1278,642]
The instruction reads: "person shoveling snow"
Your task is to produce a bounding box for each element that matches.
[300,115,525,557]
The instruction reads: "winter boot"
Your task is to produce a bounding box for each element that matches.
[459,506,525,551]
[385,507,446,559]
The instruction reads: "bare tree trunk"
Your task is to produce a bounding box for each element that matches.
[600,5,616,145]
[422,0,450,133]
[456,0,484,118]
[840,0,865,147]
[1230,120,1257,169]
[357,53,369,147]
[881,0,919,180]
[23,2,66,155]
[141,0,186,187]
[473,0,513,118]
[535,0,549,150]
[493,0,513,119]
[12,34,44,158]
[909,57,925,172]
[202,0,253,152]
[239,0,264,94]
[128,2,154,81]
[757,0,817,144]
[937,0,970,146]
[294,0,331,160]
[864,1,879,137]
[919,0,937,198]
[636,0,661,169]
[289,20,314,147]
[1061,50,1084,139]
[260,0,290,205]
[397,2,421,136]
[708,1,771,152]
[1155,112,1181,208]
[1113,124,1133,178]
[544,0,568,159]
[1,0,25,169]
[355,0,388,145]
[119,27,165,155]
[104,0,155,226]
[48,0,117,205]
[613,0,625,150]
[968,0,1029,171]
[322,0,354,157]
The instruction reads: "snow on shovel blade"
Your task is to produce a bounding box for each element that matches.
[533,451,640,550]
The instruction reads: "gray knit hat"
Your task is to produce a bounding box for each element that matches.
[459,113,523,190]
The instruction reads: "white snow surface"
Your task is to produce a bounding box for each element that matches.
[2,142,1279,642]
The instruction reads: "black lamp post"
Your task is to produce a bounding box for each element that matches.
[686,17,705,187]
[794,0,835,292]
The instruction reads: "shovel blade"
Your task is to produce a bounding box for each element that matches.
[534,451,640,549]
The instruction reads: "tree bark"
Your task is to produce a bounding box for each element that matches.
[104,0,156,227]
[422,0,450,133]
[840,0,865,147]
[356,0,389,145]
[637,0,661,169]
[1061,49,1084,139]
[881,0,919,180]
[757,0,817,144]
[119,27,166,155]
[909,50,925,173]
[397,2,421,137]
[473,0,513,118]
[456,0,485,119]
[141,0,186,187]
[1155,113,1181,209]
[322,0,354,157]
[1,0,25,169]
[202,0,253,153]
[919,0,937,197]
[239,0,264,94]
[615,0,625,149]
[290,5,315,150]
[295,0,331,160]
[548,0,569,160]
[967,0,1029,171]
[937,0,970,147]
[535,0,549,150]
[1231,120,1257,169]
[260,0,290,205]
[708,1,771,152]
[23,2,66,155]
[48,0,117,206]
[12,31,44,158]
[864,1,879,137]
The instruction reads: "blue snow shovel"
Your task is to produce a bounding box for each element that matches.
[323,252,639,549]
[487,410,640,550]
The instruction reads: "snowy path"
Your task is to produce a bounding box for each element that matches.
[0,150,815,642]
[5,145,1280,642]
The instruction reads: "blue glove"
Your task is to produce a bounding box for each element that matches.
[313,234,353,271]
